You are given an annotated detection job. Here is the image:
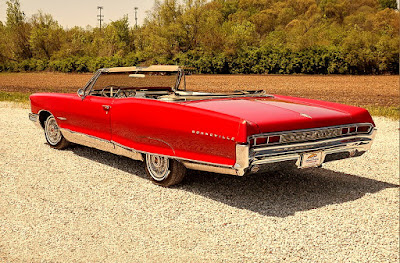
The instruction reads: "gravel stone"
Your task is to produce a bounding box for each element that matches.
[0,102,398,262]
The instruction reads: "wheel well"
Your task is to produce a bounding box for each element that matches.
[38,111,51,129]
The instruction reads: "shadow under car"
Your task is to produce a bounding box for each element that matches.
[68,144,399,218]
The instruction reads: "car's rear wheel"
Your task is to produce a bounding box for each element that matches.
[44,115,70,149]
[145,154,186,187]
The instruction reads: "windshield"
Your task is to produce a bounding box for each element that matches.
[90,71,178,92]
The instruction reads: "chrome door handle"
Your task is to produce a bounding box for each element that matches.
[102,105,111,111]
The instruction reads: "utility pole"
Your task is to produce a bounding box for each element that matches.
[134,7,138,28]
[97,6,104,32]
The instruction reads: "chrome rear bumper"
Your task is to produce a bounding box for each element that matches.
[232,128,377,176]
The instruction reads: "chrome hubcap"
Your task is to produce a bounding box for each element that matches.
[146,154,170,181]
[45,117,62,145]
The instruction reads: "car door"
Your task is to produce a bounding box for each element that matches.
[59,94,112,141]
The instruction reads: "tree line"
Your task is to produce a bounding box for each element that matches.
[0,0,398,74]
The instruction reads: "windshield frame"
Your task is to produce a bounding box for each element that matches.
[81,67,184,99]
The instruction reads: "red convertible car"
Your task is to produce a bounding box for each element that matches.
[29,65,376,186]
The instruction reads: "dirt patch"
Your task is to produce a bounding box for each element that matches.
[186,75,399,108]
[0,72,91,93]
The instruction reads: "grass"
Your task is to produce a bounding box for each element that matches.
[364,105,400,120]
[0,91,30,103]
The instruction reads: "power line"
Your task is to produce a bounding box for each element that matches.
[97,6,104,32]
[134,7,138,28]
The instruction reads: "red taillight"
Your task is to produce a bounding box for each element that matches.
[342,127,349,134]
[250,135,281,146]
[268,135,280,143]
[349,127,356,133]
[357,126,371,133]
[256,138,267,145]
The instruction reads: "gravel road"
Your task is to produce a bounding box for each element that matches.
[0,102,398,262]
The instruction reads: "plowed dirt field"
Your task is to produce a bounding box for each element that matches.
[0,73,398,108]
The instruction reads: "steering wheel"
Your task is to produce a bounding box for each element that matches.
[101,85,119,97]
[115,89,128,98]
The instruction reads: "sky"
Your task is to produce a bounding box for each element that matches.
[0,0,155,28]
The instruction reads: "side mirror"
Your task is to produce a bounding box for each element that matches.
[77,88,85,98]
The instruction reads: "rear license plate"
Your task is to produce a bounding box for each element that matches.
[299,151,324,168]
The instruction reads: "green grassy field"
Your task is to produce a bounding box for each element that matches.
[0,91,30,103]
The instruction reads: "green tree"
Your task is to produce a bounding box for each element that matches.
[103,16,132,56]
[223,20,256,54]
[0,22,13,63]
[29,11,64,59]
[55,26,93,58]
[6,0,31,59]
[0,0,399,74]
[178,0,208,51]
[197,4,225,52]
[141,0,184,59]
[378,0,397,9]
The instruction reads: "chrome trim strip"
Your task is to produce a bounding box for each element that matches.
[249,123,373,140]
[40,126,376,177]
[253,153,301,165]
[114,144,144,161]
[59,128,238,175]
[61,128,114,151]
[110,141,144,161]
[280,127,342,144]
[249,123,374,146]
[251,128,376,166]
[252,133,374,153]
[60,128,143,161]
[57,117,67,121]
[181,161,237,176]
[252,147,362,166]
[110,140,233,170]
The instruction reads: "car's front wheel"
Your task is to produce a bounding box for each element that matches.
[44,115,70,149]
[145,154,186,187]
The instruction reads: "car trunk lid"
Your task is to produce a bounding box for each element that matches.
[183,97,355,134]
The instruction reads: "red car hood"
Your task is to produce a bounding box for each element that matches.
[183,96,371,134]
